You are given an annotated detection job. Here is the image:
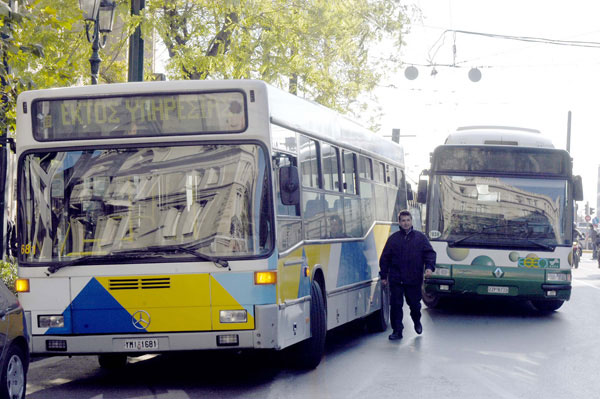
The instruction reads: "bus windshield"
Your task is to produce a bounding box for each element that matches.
[427,174,569,248]
[19,143,272,265]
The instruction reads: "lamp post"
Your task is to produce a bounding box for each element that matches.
[79,0,116,85]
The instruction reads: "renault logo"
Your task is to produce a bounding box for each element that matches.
[132,310,151,330]
[493,268,504,278]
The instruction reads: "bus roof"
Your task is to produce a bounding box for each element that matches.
[445,126,554,148]
[266,84,404,166]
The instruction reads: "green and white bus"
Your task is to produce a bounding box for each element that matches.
[14,80,406,369]
[419,126,583,311]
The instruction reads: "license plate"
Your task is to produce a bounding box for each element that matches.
[488,286,509,294]
[123,338,159,351]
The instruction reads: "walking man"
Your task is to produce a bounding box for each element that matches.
[380,210,436,340]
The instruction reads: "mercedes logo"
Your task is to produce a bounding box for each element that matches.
[132,310,151,330]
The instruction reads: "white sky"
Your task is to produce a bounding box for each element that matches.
[375,0,600,213]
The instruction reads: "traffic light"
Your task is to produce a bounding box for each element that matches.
[586,202,590,215]
[591,207,596,216]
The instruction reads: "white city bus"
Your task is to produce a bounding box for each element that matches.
[418,126,583,311]
[14,80,407,369]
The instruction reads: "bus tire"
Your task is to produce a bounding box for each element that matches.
[98,354,128,370]
[295,280,326,369]
[531,299,564,312]
[0,344,27,399]
[366,284,390,332]
[421,283,441,308]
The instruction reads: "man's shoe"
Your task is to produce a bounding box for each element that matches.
[388,331,402,340]
[414,322,423,335]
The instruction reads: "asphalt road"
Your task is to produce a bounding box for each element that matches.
[26,254,600,398]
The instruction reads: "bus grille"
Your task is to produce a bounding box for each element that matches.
[108,278,171,290]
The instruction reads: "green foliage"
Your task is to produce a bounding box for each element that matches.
[0,0,131,134]
[144,0,412,127]
[0,260,16,294]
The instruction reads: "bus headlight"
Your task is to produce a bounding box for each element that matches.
[219,310,247,323]
[546,272,570,282]
[432,267,450,277]
[38,315,64,328]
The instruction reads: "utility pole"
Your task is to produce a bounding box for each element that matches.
[128,0,145,82]
[566,110,572,153]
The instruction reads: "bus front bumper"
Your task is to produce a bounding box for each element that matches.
[424,277,571,301]
[27,304,282,355]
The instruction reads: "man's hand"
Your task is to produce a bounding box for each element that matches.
[381,278,388,286]
[424,269,433,277]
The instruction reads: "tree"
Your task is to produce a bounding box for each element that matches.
[0,0,133,134]
[144,0,411,126]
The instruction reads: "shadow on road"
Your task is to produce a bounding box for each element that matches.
[424,296,553,319]
[27,321,376,398]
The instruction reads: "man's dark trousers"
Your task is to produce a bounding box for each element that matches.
[389,282,421,332]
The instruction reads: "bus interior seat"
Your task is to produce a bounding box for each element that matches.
[304,199,324,219]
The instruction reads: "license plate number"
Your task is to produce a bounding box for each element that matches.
[123,338,159,351]
[488,286,509,294]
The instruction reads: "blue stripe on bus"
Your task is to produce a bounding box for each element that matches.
[212,273,276,317]
[69,278,143,334]
[337,240,372,287]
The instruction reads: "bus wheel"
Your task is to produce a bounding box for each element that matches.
[531,299,564,312]
[294,280,327,369]
[421,284,441,308]
[366,284,390,332]
[98,354,128,370]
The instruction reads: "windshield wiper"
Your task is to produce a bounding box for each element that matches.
[45,244,231,275]
[448,224,508,247]
[522,238,555,251]
[146,244,230,269]
[46,253,144,275]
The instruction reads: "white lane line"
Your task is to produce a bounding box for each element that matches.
[573,278,600,290]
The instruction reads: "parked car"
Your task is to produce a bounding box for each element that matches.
[0,281,29,399]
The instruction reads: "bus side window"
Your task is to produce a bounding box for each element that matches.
[299,135,320,189]
[342,151,357,194]
[322,143,341,192]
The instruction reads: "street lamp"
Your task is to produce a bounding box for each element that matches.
[79,0,116,84]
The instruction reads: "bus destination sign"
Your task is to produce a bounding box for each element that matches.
[32,91,247,141]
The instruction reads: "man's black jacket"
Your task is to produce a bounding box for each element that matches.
[379,228,437,285]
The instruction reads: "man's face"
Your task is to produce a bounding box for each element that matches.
[399,215,412,231]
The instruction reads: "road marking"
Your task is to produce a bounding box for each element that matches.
[574,278,600,290]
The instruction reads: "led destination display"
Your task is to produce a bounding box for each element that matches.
[32,91,247,140]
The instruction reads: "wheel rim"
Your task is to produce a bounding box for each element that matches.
[6,354,24,399]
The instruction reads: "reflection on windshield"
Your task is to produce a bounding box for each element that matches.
[19,144,272,264]
[428,175,568,246]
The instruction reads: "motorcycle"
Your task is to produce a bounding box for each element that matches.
[573,240,581,269]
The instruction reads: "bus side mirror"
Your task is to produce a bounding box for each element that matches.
[417,179,428,204]
[279,166,300,205]
[406,183,414,201]
[573,175,583,201]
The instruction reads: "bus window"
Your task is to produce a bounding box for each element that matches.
[302,191,326,239]
[322,143,340,192]
[344,197,363,237]
[342,151,357,194]
[299,135,320,188]
[359,156,372,180]
[325,194,345,238]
